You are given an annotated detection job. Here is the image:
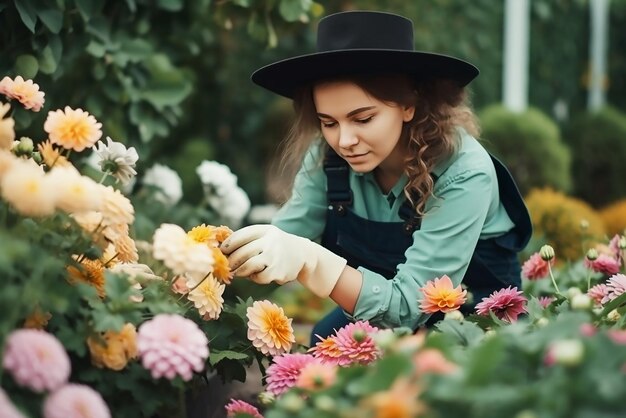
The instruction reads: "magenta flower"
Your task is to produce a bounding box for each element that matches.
[538,296,555,309]
[310,321,380,367]
[265,353,319,396]
[521,253,552,280]
[137,314,209,381]
[224,399,263,418]
[2,329,70,392]
[601,274,626,304]
[584,254,621,276]
[475,286,527,322]
[587,283,609,305]
[0,388,26,418]
[43,384,110,418]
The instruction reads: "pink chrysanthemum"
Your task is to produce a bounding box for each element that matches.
[137,314,209,381]
[44,106,102,151]
[2,329,70,392]
[602,274,626,304]
[521,253,552,280]
[43,384,110,418]
[475,286,527,322]
[538,296,555,309]
[265,353,319,396]
[224,399,263,418]
[584,254,621,276]
[587,283,609,305]
[310,321,380,367]
[0,387,26,418]
[418,275,467,313]
[295,362,337,392]
[0,75,45,111]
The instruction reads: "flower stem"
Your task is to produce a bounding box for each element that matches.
[548,262,561,296]
[99,171,109,184]
[178,386,187,418]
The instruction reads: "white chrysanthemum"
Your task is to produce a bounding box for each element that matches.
[196,160,238,196]
[187,274,225,320]
[1,159,55,216]
[207,186,251,228]
[98,185,134,226]
[94,137,138,185]
[152,223,214,277]
[47,166,102,214]
[0,102,15,150]
[143,163,182,205]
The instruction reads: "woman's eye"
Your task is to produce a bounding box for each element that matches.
[355,116,373,124]
[321,121,337,128]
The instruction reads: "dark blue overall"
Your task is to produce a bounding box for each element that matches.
[310,149,532,345]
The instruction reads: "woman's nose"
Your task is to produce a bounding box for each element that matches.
[338,125,359,148]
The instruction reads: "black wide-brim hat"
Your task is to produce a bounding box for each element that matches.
[251,10,479,99]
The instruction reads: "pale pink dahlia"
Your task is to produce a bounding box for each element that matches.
[43,384,110,418]
[538,296,555,309]
[137,314,209,381]
[521,253,552,280]
[2,329,70,392]
[587,283,609,305]
[265,352,319,396]
[475,286,527,322]
[0,75,45,111]
[295,362,338,392]
[0,388,26,418]
[224,399,263,418]
[602,274,626,304]
[310,321,380,367]
[584,254,621,276]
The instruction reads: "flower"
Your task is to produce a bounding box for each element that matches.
[413,348,458,375]
[23,308,52,329]
[0,388,26,418]
[94,137,138,185]
[538,296,555,309]
[87,324,138,371]
[187,274,225,320]
[310,321,380,367]
[43,384,111,418]
[607,329,626,345]
[224,399,263,418]
[265,353,319,396]
[196,160,238,195]
[0,76,45,111]
[114,233,139,263]
[0,102,15,149]
[137,314,209,381]
[37,139,71,168]
[1,159,56,217]
[544,339,584,367]
[171,275,190,294]
[295,362,337,392]
[207,185,251,228]
[475,286,527,322]
[99,185,134,226]
[211,247,233,284]
[47,165,102,214]
[187,225,233,283]
[521,253,552,280]
[2,329,70,392]
[361,377,423,418]
[587,284,608,305]
[44,106,102,151]
[153,223,214,277]
[584,254,621,276]
[188,224,219,245]
[602,273,626,304]
[246,300,295,356]
[67,258,106,298]
[143,163,183,205]
[419,275,467,313]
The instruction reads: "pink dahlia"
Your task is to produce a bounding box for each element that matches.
[2,329,70,392]
[137,314,209,381]
[265,352,319,396]
[602,274,626,304]
[521,253,552,280]
[311,321,380,367]
[0,388,26,418]
[43,384,110,418]
[475,286,527,322]
[0,75,45,111]
[538,296,555,309]
[587,283,609,305]
[585,254,621,276]
[224,399,263,418]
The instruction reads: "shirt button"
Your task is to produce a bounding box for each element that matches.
[372,286,380,294]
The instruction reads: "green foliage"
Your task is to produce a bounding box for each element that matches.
[480,105,572,195]
[564,106,626,207]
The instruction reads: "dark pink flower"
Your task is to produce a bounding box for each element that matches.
[265,353,318,396]
[602,274,626,304]
[224,399,263,418]
[310,321,380,367]
[584,254,621,276]
[522,253,552,280]
[475,286,527,322]
[587,283,609,305]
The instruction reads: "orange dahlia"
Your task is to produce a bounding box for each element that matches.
[418,275,467,314]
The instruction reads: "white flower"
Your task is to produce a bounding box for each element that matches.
[550,339,584,366]
[47,166,102,214]
[143,163,182,205]
[152,223,214,277]
[207,186,250,228]
[1,159,56,217]
[196,160,237,196]
[93,137,138,185]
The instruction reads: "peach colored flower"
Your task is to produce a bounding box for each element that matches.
[295,362,337,392]
[1,159,56,217]
[47,166,102,214]
[187,224,232,283]
[187,274,225,320]
[172,275,190,294]
[0,148,16,177]
[98,185,134,226]
[0,102,15,150]
[38,139,70,168]
[419,275,467,314]
[0,76,45,111]
[86,324,137,371]
[44,106,102,151]
[361,377,424,418]
[153,223,214,277]
[521,252,552,280]
[211,247,233,284]
[114,233,139,263]
[247,300,295,356]
[413,348,458,375]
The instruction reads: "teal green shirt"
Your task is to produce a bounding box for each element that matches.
[272,130,515,329]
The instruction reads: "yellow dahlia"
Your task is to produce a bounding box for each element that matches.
[0,76,45,111]
[211,247,233,284]
[1,159,56,217]
[187,274,225,320]
[247,300,295,356]
[187,224,217,246]
[67,258,106,298]
[419,275,467,314]
[38,139,70,168]
[87,323,138,371]
[0,102,15,150]
[44,106,102,152]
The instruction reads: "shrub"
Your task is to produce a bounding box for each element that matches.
[525,188,606,261]
[599,198,626,236]
[564,106,626,207]
[479,105,572,196]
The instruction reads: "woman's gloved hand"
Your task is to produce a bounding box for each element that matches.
[221,224,347,298]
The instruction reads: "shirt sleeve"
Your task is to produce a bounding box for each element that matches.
[348,167,494,329]
[271,144,328,241]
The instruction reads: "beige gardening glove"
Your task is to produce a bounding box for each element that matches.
[221,224,347,298]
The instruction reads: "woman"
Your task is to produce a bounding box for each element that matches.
[221,10,531,341]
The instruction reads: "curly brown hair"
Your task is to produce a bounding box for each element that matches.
[278,74,480,216]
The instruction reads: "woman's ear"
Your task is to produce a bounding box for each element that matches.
[402,105,415,122]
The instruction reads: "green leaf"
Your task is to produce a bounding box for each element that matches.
[435,319,485,347]
[14,54,39,79]
[14,0,38,33]
[86,16,111,43]
[526,297,545,321]
[601,291,626,317]
[464,336,506,385]
[75,0,105,20]
[278,0,311,22]
[39,44,58,74]
[209,349,249,365]
[36,8,63,33]
[156,0,183,11]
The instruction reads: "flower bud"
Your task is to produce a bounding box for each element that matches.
[535,317,549,328]
[14,137,34,156]
[607,309,621,322]
[571,294,592,310]
[515,410,539,418]
[31,151,42,165]
[586,248,599,261]
[549,339,584,367]
[352,329,367,343]
[313,395,336,412]
[257,391,275,406]
[278,392,305,413]
[566,287,582,300]
[619,236,626,250]
[484,329,497,339]
[540,245,555,261]
[444,310,464,321]
[371,329,397,350]
[580,219,589,230]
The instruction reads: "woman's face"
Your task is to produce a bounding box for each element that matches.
[313,81,415,175]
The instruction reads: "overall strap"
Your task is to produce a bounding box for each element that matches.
[324,148,352,216]
[397,174,438,235]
